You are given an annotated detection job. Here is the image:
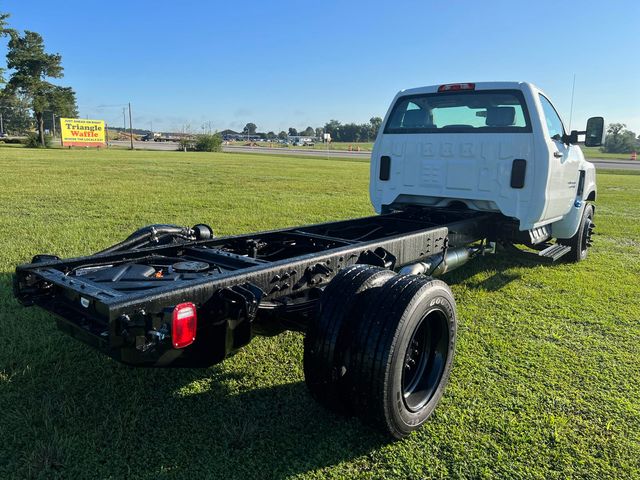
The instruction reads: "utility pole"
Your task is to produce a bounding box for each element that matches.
[123,107,126,131]
[0,112,3,136]
[128,102,134,150]
[52,112,56,138]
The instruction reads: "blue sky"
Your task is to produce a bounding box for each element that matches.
[2,0,639,134]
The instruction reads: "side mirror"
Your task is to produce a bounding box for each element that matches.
[584,117,605,147]
[563,130,579,145]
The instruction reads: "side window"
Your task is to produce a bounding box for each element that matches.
[538,94,564,141]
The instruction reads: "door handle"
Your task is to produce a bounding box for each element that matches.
[553,151,563,158]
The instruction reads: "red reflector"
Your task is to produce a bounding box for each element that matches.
[438,83,475,92]
[172,302,197,349]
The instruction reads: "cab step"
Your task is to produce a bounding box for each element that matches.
[538,243,572,262]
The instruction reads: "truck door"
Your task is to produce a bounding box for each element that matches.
[538,94,580,219]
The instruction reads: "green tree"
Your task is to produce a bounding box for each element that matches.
[604,123,637,153]
[370,116,382,138]
[301,126,314,137]
[5,30,69,146]
[277,130,287,140]
[288,127,298,136]
[323,120,341,141]
[607,123,625,136]
[0,12,10,84]
[340,123,361,142]
[243,122,257,135]
[266,131,276,140]
[47,86,78,133]
[0,91,32,134]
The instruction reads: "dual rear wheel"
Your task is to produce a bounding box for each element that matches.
[304,265,457,439]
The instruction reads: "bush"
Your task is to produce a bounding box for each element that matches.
[23,133,52,148]
[177,137,195,152]
[194,133,222,152]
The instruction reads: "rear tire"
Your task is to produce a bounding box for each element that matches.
[344,275,457,439]
[303,265,395,413]
[559,203,594,262]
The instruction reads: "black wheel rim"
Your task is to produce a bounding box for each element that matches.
[581,214,594,256]
[401,309,449,412]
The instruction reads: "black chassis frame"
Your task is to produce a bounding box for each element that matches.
[14,207,496,367]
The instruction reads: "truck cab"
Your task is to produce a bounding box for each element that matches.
[370,82,604,240]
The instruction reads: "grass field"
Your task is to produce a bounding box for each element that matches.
[231,141,375,152]
[0,147,639,479]
[577,146,634,160]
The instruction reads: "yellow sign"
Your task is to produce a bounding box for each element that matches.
[60,118,106,147]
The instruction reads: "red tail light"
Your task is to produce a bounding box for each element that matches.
[438,83,475,92]
[172,302,197,348]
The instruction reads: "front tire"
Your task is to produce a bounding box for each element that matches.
[560,203,594,262]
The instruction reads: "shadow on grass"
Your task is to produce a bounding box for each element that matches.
[0,273,385,479]
[0,251,564,478]
[442,249,535,291]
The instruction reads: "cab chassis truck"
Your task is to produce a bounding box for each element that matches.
[14,82,604,439]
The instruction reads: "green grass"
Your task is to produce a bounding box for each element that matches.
[231,141,375,151]
[580,146,635,160]
[0,147,639,479]
[304,141,374,151]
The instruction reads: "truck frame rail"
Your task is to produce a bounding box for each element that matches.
[14,207,494,367]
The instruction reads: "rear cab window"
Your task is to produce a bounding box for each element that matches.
[384,90,532,134]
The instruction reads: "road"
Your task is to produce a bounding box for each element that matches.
[107,141,640,170]
[589,160,640,170]
[108,140,372,158]
[223,145,371,159]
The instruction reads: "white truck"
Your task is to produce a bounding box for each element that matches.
[14,81,603,439]
[371,81,602,262]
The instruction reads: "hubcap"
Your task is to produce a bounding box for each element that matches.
[401,309,449,412]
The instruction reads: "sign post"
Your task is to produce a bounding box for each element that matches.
[323,133,331,159]
[60,118,106,148]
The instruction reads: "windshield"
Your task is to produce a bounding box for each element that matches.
[384,89,531,134]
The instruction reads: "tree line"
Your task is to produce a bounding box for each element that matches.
[240,117,384,143]
[0,12,78,146]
